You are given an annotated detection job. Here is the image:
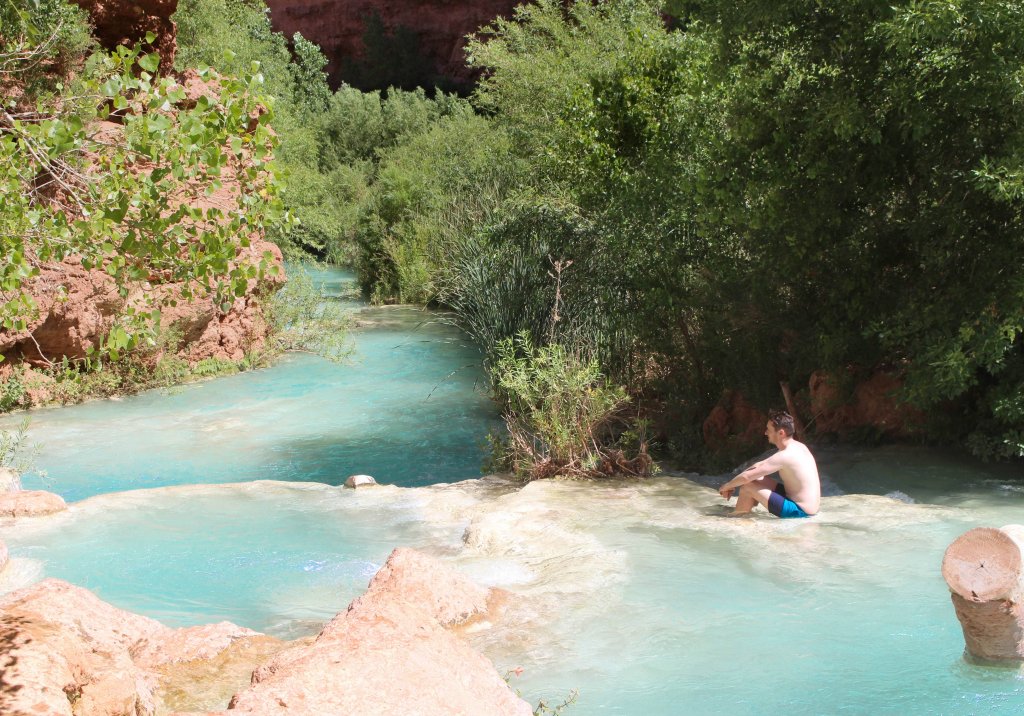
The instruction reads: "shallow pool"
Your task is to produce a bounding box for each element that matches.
[1,266,1022,714]
[2,451,1022,714]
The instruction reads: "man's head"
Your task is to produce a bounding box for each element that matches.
[765,410,795,446]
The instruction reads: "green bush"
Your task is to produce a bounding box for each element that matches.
[0,0,92,98]
[264,267,352,362]
[0,366,28,412]
[354,110,520,303]
[491,332,648,479]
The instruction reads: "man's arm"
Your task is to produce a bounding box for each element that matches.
[718,452,785,498]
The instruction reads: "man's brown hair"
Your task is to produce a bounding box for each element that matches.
[769,410,795,437]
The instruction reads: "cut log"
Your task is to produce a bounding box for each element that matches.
[941,525,1024,662]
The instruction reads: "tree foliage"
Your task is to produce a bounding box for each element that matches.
[164,0,1024,461]
[2,10,284,360]
[352,0,1024,460]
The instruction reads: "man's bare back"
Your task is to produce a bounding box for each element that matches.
[770,439,820,514]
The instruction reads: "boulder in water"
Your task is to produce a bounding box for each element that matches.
[228,547,531,716]
[0,550,528,716]
[0,579,271,715]
[0,489,66,517]
[942,525,1024,662]
[345,474,378,488]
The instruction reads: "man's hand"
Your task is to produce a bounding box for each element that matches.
[719,485,734,500]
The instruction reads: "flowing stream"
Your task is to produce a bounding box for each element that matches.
[1,266,1023,714]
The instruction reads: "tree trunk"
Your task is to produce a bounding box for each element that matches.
[779,381,805,440]
[941,525,1024,662]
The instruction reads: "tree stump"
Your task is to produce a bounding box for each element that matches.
[941,525,1024,662]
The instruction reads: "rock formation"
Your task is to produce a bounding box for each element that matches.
[70,0,178,70]
[0,549,530,715]
[702,390,766,453]
[344,473,377,487]
[226,547,529,715]
[0,490,66,518]
[701,368,924,452]
[1,67,286,407]
[264,0,519,88]
[808,369,922,439]
[942,525,1024,662]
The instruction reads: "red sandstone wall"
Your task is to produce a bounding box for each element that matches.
[264,0,520,86]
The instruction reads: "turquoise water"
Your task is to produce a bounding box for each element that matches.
[2,462,1022,714]
[1,267,499,501]
[1,265,1023,713]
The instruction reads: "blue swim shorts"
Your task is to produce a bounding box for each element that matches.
[767,483,810,519]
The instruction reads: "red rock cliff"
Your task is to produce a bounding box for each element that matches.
[71,0,178,70]
[264,0,520,87]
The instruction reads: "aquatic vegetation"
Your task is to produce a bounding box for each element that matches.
[262,266,352,362]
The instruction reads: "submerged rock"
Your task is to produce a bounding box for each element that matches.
[0,489,66,518]
[344,473,377,488]
[132,622,263,668]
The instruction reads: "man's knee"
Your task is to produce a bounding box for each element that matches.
[740,480,773,506]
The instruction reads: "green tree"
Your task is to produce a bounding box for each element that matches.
[1,19,284,358]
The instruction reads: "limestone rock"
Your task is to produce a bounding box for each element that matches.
[0,579,168,716]
[227,548,531,716]
[344,545,491,626]
[132,622,262,668]
[0,579,270,715]
[344,473,377,488]
[0,489,67,517]
[153,635,290,715]
[0,553,527,715]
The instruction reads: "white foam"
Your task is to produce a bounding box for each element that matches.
[0,557,45,596]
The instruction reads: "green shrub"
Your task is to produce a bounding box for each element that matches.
[0,0,93,99]
[264,267,352,361]
[491,332,648,479]
[0,419,39,474]
[0,366,28,411]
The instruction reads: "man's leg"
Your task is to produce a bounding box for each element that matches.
[732,477,778,514]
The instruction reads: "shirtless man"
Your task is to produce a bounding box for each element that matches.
[718,410,820,518]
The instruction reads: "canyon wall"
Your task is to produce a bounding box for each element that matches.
[264,0,520,88]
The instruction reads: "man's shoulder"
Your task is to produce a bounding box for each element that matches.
[779,440,813,461]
